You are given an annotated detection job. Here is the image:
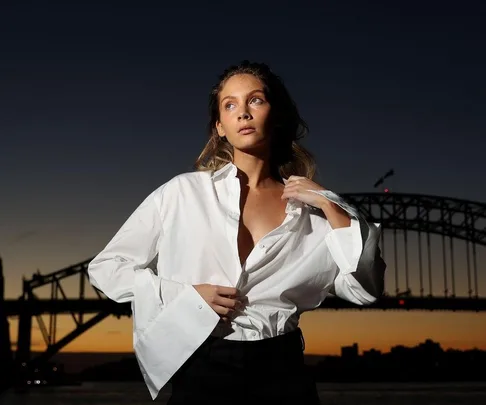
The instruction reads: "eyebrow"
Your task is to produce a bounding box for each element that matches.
[220,89,265,105]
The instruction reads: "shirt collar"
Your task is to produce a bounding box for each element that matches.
[211,162,304,217]
[210,162,237,181]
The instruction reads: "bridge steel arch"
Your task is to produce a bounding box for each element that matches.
[11,193,486,370]
[342,192,485,245]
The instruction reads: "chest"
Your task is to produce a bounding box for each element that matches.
[241,191,287,240]
[237,188,288,264]
[156,175,332,288]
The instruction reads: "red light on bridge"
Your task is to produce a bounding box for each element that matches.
[384,188,389,193]
[399,299,405,306]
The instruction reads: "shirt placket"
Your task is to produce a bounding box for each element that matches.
[244,206,302,273]
[227,176,244,284]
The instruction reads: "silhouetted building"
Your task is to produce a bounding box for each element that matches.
[311,338,486,383]
[341,343,359,361]
[363,348,381,361]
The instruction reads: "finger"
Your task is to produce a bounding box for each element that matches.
[214,295,242,310]
[283,183,300,192]
[288,175,306,182]
[215,285,240,297]
[212,304,234,316]
[284,180,302,188]
[281,190,299,200]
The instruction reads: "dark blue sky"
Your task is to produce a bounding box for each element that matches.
[1,0,485,296]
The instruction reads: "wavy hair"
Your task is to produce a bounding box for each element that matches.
[194,60,316,180]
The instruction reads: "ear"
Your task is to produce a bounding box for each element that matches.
[216,121,225,137]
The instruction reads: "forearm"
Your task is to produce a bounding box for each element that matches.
[319,197,351,229]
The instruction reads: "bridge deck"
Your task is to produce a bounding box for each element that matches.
[4,296,486,316]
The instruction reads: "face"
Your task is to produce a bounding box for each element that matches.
[216,74,272,154]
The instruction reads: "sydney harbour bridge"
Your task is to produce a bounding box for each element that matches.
[1,191,485,391]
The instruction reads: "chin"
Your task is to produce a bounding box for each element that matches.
[234,143,270,157]
[233,134,267,149]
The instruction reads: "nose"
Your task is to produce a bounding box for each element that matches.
[238,110,251,121]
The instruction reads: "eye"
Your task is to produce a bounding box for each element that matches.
[224,102,235,110]
[250,97,264,105]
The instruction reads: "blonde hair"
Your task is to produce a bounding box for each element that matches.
[194,61,316,180]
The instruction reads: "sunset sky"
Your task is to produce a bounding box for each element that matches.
[1,1,485,356]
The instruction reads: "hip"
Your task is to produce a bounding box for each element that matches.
[168,328,320,404]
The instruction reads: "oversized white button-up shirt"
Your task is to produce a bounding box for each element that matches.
[87,162,385,400]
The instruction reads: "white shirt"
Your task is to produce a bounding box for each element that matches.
[87,162,385,400]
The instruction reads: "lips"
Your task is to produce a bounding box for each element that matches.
[238,126,256,134]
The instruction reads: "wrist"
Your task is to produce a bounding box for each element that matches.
[319,198,351,228]
[318,196,334,211]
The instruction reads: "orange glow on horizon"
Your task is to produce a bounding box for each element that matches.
[7,310,486,356]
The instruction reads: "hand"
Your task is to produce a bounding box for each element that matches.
[282,176,351,228]
[281,176,328,209]
[193,284,245,323]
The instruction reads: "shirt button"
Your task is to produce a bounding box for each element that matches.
[259,244,265,249]
[252,331,257,337]
[198,304,203,309]
[285,225,289,231]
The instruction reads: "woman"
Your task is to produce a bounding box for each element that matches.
[87,60,386,404]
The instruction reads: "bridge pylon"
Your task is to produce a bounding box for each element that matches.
[0,257,14,393]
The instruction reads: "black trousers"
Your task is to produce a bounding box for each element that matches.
[167,328,321,405]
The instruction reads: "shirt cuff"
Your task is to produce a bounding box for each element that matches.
[158,276,187,306]
[308,189,359,217]
[134,284,220,399]
[334,270,378,305]
[132,271,193,344]
[324,218,363,274]
[309,189,363,275]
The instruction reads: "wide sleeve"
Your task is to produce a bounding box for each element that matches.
[309,189,386,305]
[87,184,184,305]
[87,183,221,400]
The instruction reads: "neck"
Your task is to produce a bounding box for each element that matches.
[232,150,276,189]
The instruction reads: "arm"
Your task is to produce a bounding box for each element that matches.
[87,183,226,400]
[87,184,185,306]
[312,189,386,305]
